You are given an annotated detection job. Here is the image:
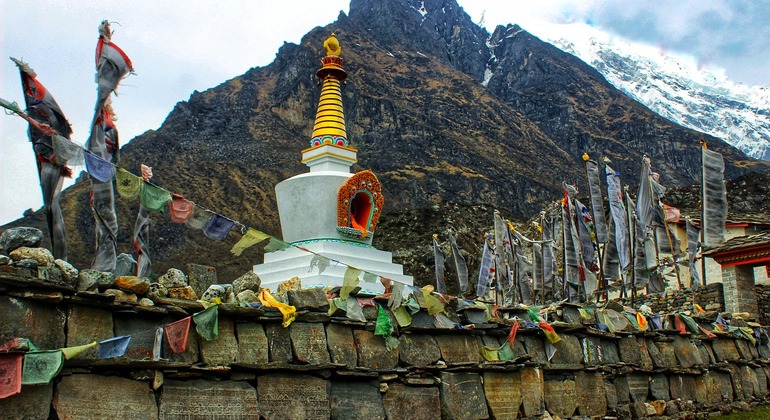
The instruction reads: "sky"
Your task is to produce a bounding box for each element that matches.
[1,0,768,225]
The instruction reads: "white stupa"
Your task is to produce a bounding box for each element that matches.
[253,34,413,293]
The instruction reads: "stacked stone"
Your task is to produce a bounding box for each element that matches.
[619,283,726,315]
[2,267,770,418]
[756,285,770,326]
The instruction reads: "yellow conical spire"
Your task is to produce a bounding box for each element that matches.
[310,33,349,148]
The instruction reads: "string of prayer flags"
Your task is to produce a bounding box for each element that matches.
[115,168,142,199]
[539,322,562,344]
[258,290,297,327]
[498,341,515,361]
[391,305,412,327]
[264,237,291,252]
[84,150,115,182]
[345,297,366,322]
[164,316,191,353]
[169,194,195,223]
[362,272,378,284]
[673,315,688,335]
[231,228,271,256]
[0,354,22,399]
[388,282,405,310]
[528,308,542,323]
[141,182,172,211]
[341,267,362,300]
[677,313,701,335]
[21,350,63,385]
[98,336,131,359]
[420,286,444,316]
[203,213,236,240]
[193,304,220,341]
[187,206,215,230]
[545,342,557,362]
[60,342,97,360]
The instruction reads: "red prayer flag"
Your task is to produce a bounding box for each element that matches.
[164,316,191,354]
[0,354,23,399]
[507,322,520,348]
[674,315,687,335]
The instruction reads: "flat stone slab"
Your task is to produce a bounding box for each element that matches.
[735,339,754,360]
[161,316,200,364]
[114,316,162,360]
[399,333,440,366]
[712,339,741,362]
[520,367,545,417]
[601,339,620,364]
[257,374,329,419]
[330,381,385,420]
[669,375,696,401]
[484,371,522,419]
[580,336,602,365]
[439,372,488,420]
[66,305,112,359]
[159,379,257,419]
[523,336,547,364]
[200,317,238,366]
[383,384,440,420]
[544,377,577,418]
[627,374,650,403]
[650,374,670,400]
[576,372,607,417]
[326,324,356,366]
[353,330,398,369]
[53,374,157,419]
[0,296,66,350]
[236,322,268,365]
[435,334,480,364]
[549,334,582,365]
[647,339,677,369]
[0,383,52,420]
[618,336,641,365]
[673,336,701,368]
[265,322,293,363]
[290,322,330,365]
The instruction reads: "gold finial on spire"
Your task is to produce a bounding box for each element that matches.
[324,33,341,56]
[582,153,590,161]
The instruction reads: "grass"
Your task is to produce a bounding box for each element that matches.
[714,404,770,419]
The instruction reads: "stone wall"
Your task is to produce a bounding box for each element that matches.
[756,284,770,326]
[1,270,770,419]
[619,283,725,314]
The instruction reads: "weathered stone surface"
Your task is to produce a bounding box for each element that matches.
[523,336,547,364]
[330,381,385,420]
[705,372,724,405]
[13,258,39,269]
[672,336,701,368]
[66,306,112,359]
[712,339,741,362]
[0,254,10,265]
[290,322,330,364]
[649,374,670,400]
[160,379,257,419]
[258,374,330,419]
[562,306,582,325]
[580,336,602,365]
[288,288,329,311]
[104,288,138,303]
[159,268,188,289]
[716,371,734,401]
[114,253,137,277]
[434,334,480,364]
[576,372,607,417]
[232,271,261,294]
[627,374,650,402]
[236,322,268,365]
[53,374,157,419]
[399,333,440,366]
[484,371,522,419]
[755,367,768,397]
[265,322,293,363]
[550,334,582,366]
[115,276,151,295]
[186,263,218,298]
[201,284,234,302]
[604,380,618,410]
[200,317,238,366]
[618,336,641,365]
[0,227,42,252]
[669,375,696,402]
[695,341,715,364]
[78,269,115,291]
[0,382,52,420]
[383,384,440,420]
[693,375,709,404]
[354,329,399,369]
[647,339,677,368]
[147,282,168,299]
[114,316,162,360]
[741,365,759,399]
[236,290,259,305]
[629,401,648,418]
[54,259,78,285]
[735,339,754,360]
[614,376,630,404]
[520,367,545,417]
[729,364,745,401]
[167,286,197,300]
[0,296,65,349]
[326,323,356,366]
[544,377,577,418]
[601,339,620,364]
[638,338,654,370]
[439,372,488,420]
[138,298,154,306]
[10,246,54,266]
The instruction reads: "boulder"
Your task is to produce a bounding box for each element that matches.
[114,253,137,277]
[158,268,188,289]
[9,246,54,266]
[232,271,261,294]
[78,269,115,291]
[146,282,168,299]
[54,259,79,285]
[115,276,151,295]
[168,286,197,301]
[0,227,43,252]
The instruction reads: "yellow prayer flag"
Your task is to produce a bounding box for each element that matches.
[341,267,362,299]
[231,228,272,256]
[259,289,297,327]
[60,342,97,360]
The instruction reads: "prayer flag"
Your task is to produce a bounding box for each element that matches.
[507,321,520,348]
[203,213,235,240]
[140,182,172,212]
[480,346,500,362]
[447,232,469,293]
[539,322,562,344]
[674,315,687,335]
[231,228,271,256]
[95,21,134,103]
[164,316,191,354]
[362,272,378,283]
[0,354,23,399]
[701,146,727,246]
[421,287,445,316]
[169,194,195,223]
[636,157,654,230]
[115,168,142,199]
[341,267,362,300]
[84,150,115,182]
[392,305,412,327]
[153,327,164,361]
[605,164,630,269]
[432,235,447,294]
[493,211,508,288]
[309,254,331,275]
[345,296,366,322]
[193,305,220,341]
[374,305,393,336]
[585,159,608,243]
[476,240,494,298]
[264,237,291,252]
[388,282,405,310]
[61,342,97,360]
[528,309,541,323]
[187,206,214,230]
[258,290,297,327]
[636,313,648,331]
[98,336,131,359]
[22,350,62,385]
[53,134,84,167]
[498,342,515,361]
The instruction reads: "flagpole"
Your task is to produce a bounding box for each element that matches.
[700,140,708,287]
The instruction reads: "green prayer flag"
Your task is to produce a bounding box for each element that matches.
[362,272,378,283]
[392,305,412,327]
[423,292,444,316]
[404,295,420,315]
[141,182,172,211]
[231,228,271,256]
[384,336,400,351]
[264,237,291,252]
[528,309,541,323]
[498,341,515,361]
[480,346,500,362]
[193,304,219,341]
[374,305,394,336]
[678,314,701,334]
[22,350,63,385]
[341,267,362,299]
[115,168,142,199]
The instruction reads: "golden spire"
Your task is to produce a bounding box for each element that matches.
[310,33,349,148]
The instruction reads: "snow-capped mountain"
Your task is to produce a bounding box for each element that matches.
[551,36,770,161]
